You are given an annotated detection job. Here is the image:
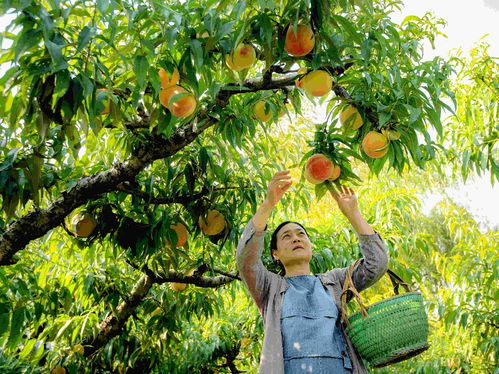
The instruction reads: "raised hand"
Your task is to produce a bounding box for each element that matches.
[264,170,293,207]
[330,185,360,218]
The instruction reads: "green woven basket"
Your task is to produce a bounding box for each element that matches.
[340,259,430,368]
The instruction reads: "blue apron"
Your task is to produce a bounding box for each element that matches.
[281,275,353,373]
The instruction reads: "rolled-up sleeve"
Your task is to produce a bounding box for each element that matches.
[236,220,273,313]
[332,230,389,293]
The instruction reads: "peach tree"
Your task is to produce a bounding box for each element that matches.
[0,0,495,372]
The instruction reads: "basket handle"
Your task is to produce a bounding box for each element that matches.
[340,259,412,326]
[340,259,367,326]
[386,269,411,295]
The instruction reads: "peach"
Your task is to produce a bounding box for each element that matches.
[253,101,272,122]
[362,131,389,158]
[166,222,188,247]
[71,212,97,237]
[225,43,256,71]
[284,24,315,56]
[199,210,226,236]
[305,154,340,184]
[159,85,197,118]
[296,70,332,97]
[170,282,187,292]
[340,105,363,130]
[158,67,180,89]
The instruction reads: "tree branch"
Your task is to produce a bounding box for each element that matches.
[0,70,356,266]
[81,265,238,356]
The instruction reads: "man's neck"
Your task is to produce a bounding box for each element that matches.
[284,265,311,277]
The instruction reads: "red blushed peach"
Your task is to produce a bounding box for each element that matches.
[159,85,197,118]
[304,154,340,184]
[284,24,315,56]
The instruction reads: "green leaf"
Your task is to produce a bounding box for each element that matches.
[133,55,149,87]
[19,339,37,359]
[78,73,94,97]
[97,0,110,15]
[52,69,70,106]
[76,25,96,53]
[0,305,9,338]
[331,15,362,44]
[404,104,422,125]
[7,307,25,349]
[55,319,73,340]
[45,38,68,72]
[15,29,43,61]
[189,39,203,69]
[199,147,209,172]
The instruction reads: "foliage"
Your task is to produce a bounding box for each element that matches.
[0,0,496,373]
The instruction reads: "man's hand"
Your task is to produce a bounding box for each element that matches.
[252,170,292,231]
[264,170,293,208]
[330,185,360,218]
[330,185,374,235]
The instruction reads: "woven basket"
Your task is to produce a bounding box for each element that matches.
[340,259,430,368]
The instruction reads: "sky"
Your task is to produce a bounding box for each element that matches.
[0,0,498,230]
[391,0,499,231]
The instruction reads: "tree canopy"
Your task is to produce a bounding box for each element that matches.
[0,0,497,373]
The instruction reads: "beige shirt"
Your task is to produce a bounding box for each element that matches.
[236,220,389,374]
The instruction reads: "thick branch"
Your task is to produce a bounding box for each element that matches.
[82,268,237,356]
[0,158,144,265]
[82,273,154,356]
[0,69,355,266]
[154,271,238,287]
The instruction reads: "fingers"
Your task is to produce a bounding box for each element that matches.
[341,185,355,195]
[271,170,291,182]
[331,185,356,198]
[269,170,291,187]
[281,181,293,192]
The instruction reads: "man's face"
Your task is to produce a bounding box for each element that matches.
[272,222,313,267]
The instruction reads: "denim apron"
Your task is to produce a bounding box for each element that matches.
[281,275,353,373]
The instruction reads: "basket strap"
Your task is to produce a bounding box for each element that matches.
[340,259,369,326]
[387,269,412,294]
[340,261,413,326]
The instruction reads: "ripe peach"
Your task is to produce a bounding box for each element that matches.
[340,105,363,130]
[284,24,315,56]
[225,43,256,71]
[170,282,187,292]
[362,131,389,158]
[296,70,332,97]
[158,67,180,89]
[73,344,85,355]
[170,268,195,292]
[51,367,66,374]
[71,212,97,237]
[159,85,197,118]
[199,210,226,236]
[305,154,340,184]
[253,101,272,122]
[166,222,188,247]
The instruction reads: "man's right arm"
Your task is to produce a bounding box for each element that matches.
[236,170,292,313]
[236,219,272,313]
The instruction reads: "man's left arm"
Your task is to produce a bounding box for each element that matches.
[329,187,389,291]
